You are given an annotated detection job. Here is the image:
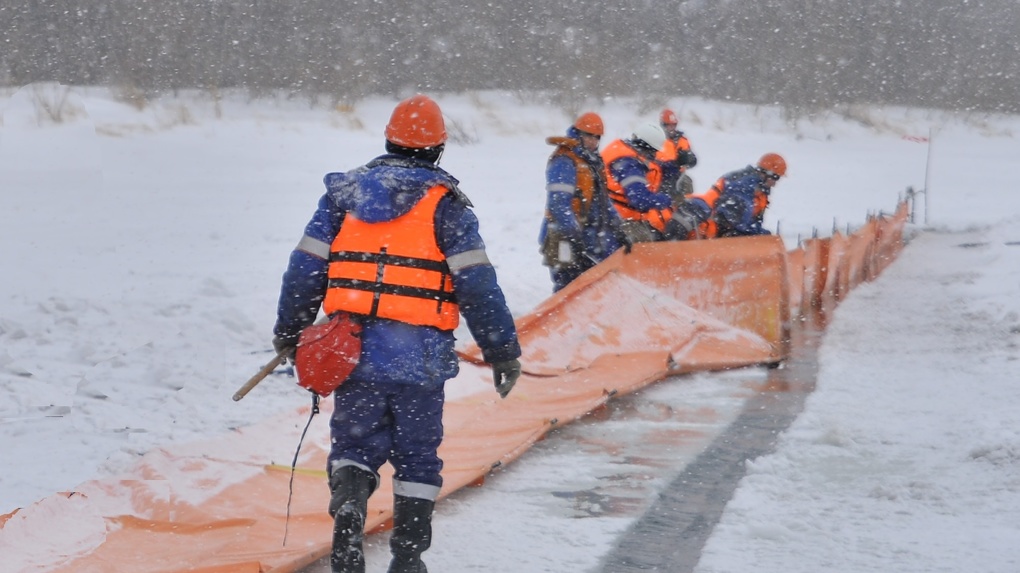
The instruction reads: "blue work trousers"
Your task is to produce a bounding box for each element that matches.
[328,378,445,488]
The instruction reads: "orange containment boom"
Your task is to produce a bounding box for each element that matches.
[459,234,792,371]
[0,208,910,572]
[783,202,909,317]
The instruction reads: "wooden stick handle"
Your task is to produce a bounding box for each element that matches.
[232,352,288,401]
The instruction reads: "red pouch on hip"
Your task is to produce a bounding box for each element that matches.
[295,313,362,397]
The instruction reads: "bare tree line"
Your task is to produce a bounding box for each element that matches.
[1,0,1016,113]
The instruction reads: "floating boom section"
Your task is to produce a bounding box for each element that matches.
[459,234,791,371]
[0,203,911,573]
[783,202,909,316]
[599,234,791,360]
[469,269,779,376]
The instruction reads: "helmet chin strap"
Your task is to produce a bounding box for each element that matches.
[434,146,445,166]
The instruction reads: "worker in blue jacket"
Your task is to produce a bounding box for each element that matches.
[602,123,693,243]
[539,112,627,291]
[272,94,522,573]
[712,153,787,237]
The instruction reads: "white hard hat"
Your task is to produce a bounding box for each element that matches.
[631,123,667,151]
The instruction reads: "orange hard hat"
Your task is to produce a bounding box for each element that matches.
[385,94,447,148]
[573,112,604,136]
[757,153,787,177]
[660,109,678,126]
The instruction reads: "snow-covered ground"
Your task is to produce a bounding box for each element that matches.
[1,86,1018,571]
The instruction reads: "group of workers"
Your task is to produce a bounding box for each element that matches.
[540,109,787,291]
[269,94,787,573]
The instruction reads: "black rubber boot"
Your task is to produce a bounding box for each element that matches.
[387,495,435,573]
[329,466,377,573]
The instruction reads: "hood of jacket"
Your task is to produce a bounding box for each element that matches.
[323,154,465,223]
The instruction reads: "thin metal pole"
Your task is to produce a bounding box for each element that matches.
[923,126,934,225]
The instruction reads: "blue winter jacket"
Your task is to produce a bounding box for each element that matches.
[713,166,772,237]
[274,154,522,387]
[539,126,623,262]
[605,141,673,213]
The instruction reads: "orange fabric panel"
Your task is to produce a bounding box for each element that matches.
[800,237,829,315]
[797,201,909,316]
[0,508,17,528]
[608,236,791,360]
[822,231,849,307]
[786,247,805,318]
[841,218,878,293]
[476,271,775,376]
[505,233,791,358]
[871,203,909,279]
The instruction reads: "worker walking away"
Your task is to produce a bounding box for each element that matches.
[540,112,628,291]
[602,123,693,243]
[272,94,523,573]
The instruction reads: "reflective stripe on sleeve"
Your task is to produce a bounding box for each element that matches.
[546,182,575,194]
[296,235,331,259]
[446,249,490,273]
[619,175,648,188]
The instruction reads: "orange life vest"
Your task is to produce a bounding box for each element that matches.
[655,140,677,163]
[546,137,598,225]
[601,139,672,233]
[655,136,692,167]
[323,185,459,331]
[687,178,724,239]
[753,190,770,218]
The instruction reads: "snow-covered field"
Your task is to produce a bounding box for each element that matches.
[2,86,1019,571]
